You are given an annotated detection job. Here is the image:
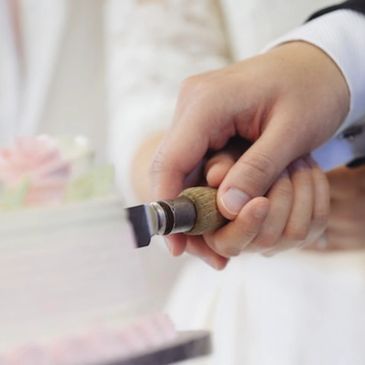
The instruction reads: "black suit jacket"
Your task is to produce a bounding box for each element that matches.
[309,0,365,20]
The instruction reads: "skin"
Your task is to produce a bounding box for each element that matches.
[133,133,365,268]
[200,144,330,268]
[323,165,365,250]
[133,134,331,269]
[132,41,364,269]
[146,41,350,266]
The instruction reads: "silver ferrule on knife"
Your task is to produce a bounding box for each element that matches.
[127,196,196,248]
[127,186,227,249]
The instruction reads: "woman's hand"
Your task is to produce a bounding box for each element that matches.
[314,165,365,250]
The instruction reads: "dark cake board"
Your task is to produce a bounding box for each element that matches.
[105,330,211,365]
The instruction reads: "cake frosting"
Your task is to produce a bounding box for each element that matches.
[0,136,171,363]
[2,313,176,364]
[0,135,113,209]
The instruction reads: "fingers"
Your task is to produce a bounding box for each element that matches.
[165,233,187,257]
[184,235,229,270]
[308,233,329,250]
[263,157,329,255]
[167,156,329,265]
[151,74,309,205]
[207,160,313,257]
[205,137,252,187]
[205,152,236,187]
[217,123,300,219]
[203,197,270,258]
[258,159,314,255]
[298,158,330,250]
[305,157,330,239]
[249,170,293,251]
[283,159,314,241]
[150,75,233,201]
[165,234,229,271]
[150,132,208,200]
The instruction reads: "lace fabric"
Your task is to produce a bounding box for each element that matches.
[105,0,230,203]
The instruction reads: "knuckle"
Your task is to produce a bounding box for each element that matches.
[238,152,277,191]
[245,152,276,176]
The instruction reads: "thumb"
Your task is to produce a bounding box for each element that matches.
[217,126,300,219]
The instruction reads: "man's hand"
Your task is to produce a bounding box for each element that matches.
[150,41,349,257]
[151,42,349,251]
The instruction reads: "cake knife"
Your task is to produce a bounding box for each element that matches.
[126,187,226,248]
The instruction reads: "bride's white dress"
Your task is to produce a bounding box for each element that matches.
[167,251,365,365]
[107,1,365,364]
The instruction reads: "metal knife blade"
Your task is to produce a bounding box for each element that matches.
[126,197,196,248]
[126,204,160,248]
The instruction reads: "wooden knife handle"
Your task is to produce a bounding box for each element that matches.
[179,187,227,235]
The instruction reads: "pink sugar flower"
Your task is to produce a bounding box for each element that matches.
[0,136,71,206]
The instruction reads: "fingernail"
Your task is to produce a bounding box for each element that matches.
[201,256,220,270]
[306,155,318,167]
[262,250,276,257]
[205,165,219,186]
[289,159,307,173]
[221,188,250,215]
[316,236,328,250]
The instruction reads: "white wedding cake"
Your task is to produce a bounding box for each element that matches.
[0,136,176,363]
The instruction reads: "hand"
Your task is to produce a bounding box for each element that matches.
[180,141,330,269]
[312,165,365,250]
[150,41,349,256]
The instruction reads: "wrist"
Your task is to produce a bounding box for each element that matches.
[268,41,350,134]
[264,10,365,135]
